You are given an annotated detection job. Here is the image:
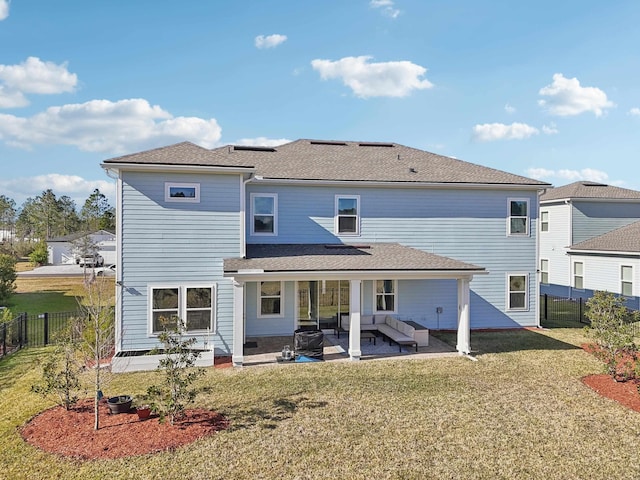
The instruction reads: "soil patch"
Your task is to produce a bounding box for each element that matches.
[20,399,229,460]
[582,374,640,412]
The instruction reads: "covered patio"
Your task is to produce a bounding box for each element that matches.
[224,243,486,367]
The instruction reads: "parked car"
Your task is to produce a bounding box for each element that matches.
[95,264,116,276]
[78,254,104,267]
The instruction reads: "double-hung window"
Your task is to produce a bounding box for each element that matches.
[507,274,528,310]
[258,281,283,317]
[508,198,529,236]
[540,259,549,284]
[251,193,277,235]
[573,262,584,290]
[150,285,215,334]
[375,280,396,313]
[621,265,633,297]
[335,195,360,235]
[540,211,549,232]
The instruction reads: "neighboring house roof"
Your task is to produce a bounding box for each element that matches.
[47,230,115,243]
[224,243,485,274]
[569,220,640,254]
[540,181,640,202]
[103,140,550,187]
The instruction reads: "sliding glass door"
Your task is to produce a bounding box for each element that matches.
[297,280,349,329]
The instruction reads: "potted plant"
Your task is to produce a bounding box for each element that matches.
[136,404,152,420]
[106,395,132,414]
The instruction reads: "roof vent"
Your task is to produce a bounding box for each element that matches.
[310,141,348,146]
[232,146,276,152]
[358,142,394,147]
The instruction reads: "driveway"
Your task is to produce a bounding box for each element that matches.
[18,264,89,277]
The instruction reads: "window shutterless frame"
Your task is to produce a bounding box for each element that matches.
[573,262,584,290]
[374,279,397,313]
[507,273,528,311]
[621,265,633,297]
[507,198,529,236]
[149,284,215,334]
[165,182,200,203]
[250,193,277,236]
[335,195,360,235]
[257,280,284,318]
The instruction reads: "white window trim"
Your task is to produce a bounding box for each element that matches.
[148,283,216,335]
[540,211,549,232]
[250,193,278,236]
[540,259,549,285]
[165,182,200,203]
[506,273,529,311]
[257,280,284,318]
[335,194,360,236]
[572,261,585,291]
[621,264,633,297]
[507,197,530,237]
[374,279,398,314]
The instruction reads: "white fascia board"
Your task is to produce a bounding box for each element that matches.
[101,162,255,175]
[568,249,640,257]
[225,269,487,282]
[248,177,547,191]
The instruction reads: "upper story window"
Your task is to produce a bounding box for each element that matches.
[150,285,215,334]
[375,280,396,313]
[258,281,283,317]
[251,193,277,236]
[573,262,584,290]
[540,259,549,284]
[165,182,200,203]
[540,211,549,232]
[507,274,528,310]
[507,198,529,236]
[335,195,360,235]
[621,265,633,297]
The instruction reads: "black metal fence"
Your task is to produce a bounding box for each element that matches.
[1,310,83,358]
[540,294,588,327]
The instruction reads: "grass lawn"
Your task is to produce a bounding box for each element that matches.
[2,327,640,479]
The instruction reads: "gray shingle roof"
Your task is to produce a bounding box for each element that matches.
[569,220,640,253]
[541,181,640,202]
[224,243,484,273]
[104,139,549,186]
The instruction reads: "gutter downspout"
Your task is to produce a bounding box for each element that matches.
[240,173,255,258]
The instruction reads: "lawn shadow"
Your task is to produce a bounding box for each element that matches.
[0,348,45,392]
[224,394,328,431]
[432,328,581,356]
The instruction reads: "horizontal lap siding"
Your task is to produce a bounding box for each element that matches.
[573,202,640,244]
[119,172,241,353]
[247,185,539,327]
[539,203,571,287]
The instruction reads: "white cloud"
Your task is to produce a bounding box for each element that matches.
[0,174,116,206]
[235,137,291,147]
[542,122,558,135]
[629,107,640,116]
[311,56,433,98]
[472,122,539,142]
[538,73,614,117]
[0,0,9,21]
[370,0,400,18]
[526,167,609,183]
[255,34,287,49]
[0,57,78,108]
[504,103,516,114]
[0,98,222,153]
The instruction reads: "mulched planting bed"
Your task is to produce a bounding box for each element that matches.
[20,399,229,460]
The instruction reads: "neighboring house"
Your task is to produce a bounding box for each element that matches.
[47,230,116,265]
[102,140,550,371]
[539,181,640,305]
[565,221,640,310]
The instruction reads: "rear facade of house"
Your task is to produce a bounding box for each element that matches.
[539,181,640,309]
[103,140,549,369]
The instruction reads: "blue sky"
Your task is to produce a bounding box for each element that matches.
[1,0,639,207]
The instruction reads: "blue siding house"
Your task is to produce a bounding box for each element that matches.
[102,140,550,370]
[539,181,640,307]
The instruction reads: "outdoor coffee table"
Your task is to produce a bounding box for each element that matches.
[360,331,376,345]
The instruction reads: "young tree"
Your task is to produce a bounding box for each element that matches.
[76,274,115,430]
[0,253,17,304]
[585,290,639,380]
[146,317,205,425]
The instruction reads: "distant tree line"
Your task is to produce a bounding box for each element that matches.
[0,189,115,257]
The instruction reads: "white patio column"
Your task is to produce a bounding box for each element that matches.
[456,278,471,354]
[349,279,362,360]
[232,279,245,367]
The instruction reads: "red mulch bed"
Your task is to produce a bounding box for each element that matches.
[20,399,229,460]
[581,342,640,413]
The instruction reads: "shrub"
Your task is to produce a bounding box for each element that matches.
[146,317,205,425]
[28,241,48,266]
[585,290,639,381]
[0,254,17,304]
